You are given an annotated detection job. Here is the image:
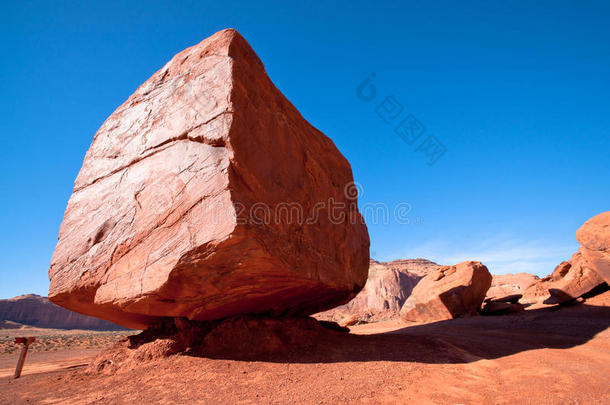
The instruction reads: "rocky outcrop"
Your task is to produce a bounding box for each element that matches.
[576,211,610,284]
[400,261,492,323]
[522,253,604,304]
[0,295,124,330]
[519,213,609,305]
[485,273,539,301]
[48,29,370,330]
[314,259,439,323]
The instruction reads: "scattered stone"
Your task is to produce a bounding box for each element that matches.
[522,253,604,305]
[338,313,360,327]
[486,294,522,304]
[485,273,539,302]
[480,301,525,316]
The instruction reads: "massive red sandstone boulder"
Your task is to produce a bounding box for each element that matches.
[485,273,539,302]
[522,252,604,304]
[400,261,492,323]
[576,211,610,284]
[314,259,439,323]
[48,29,370,329]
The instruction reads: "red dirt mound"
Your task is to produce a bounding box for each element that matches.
[88,316,346,374]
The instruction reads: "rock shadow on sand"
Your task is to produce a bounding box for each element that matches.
[88,290,610,374]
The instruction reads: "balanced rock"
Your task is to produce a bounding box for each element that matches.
[49,29,370,329]
[522,253,604,305]
[576,211,610,284]
[400,261,492,323]
[315,258,439,323]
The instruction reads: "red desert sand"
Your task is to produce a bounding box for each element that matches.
[1,290,609,404]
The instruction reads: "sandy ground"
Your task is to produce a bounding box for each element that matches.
[0,326,132,355]
[1,292,609,404]
[0,327,132,379]
[0,349,101,378]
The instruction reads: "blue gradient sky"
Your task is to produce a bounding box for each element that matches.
[2,1,609,298]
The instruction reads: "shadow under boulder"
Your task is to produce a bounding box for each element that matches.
[88,315,348,374]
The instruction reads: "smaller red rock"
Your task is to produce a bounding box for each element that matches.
[338,313,360,327]
[400,261,492,323]
[485,273,539,302]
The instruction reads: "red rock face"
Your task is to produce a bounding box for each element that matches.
[314,259,439,323]
[576,211,610,284]
[485,273,539,301]
[48,29,370,329]
[522,253,604,304]
[0,295,124,330]
[520,213,609,305]
[400,261,492,323]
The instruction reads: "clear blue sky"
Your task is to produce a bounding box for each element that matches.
[1,1,609,298]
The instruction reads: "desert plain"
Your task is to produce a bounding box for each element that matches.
[2,290,609,404]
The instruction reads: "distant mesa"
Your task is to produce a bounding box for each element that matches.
[315,259,439,325]
[48,28,369,330]
[0,294,125,330]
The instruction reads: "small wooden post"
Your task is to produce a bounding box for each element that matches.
[14,337,35,379]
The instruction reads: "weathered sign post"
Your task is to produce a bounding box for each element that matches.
[13,337,36,379]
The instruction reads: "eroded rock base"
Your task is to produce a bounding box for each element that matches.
[88,315,346,374]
